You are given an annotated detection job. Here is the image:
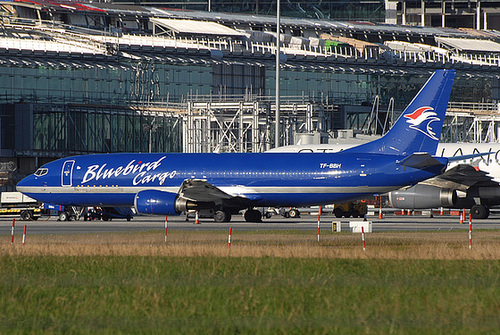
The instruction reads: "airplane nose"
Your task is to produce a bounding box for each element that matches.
[16,175,33,193]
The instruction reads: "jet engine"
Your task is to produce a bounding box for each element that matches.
[134,190,193,215]
[389,184,457,209]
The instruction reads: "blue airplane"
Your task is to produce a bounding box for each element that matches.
[17,70,455,222]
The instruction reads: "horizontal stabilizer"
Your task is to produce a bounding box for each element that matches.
[397,153,446,169]
[448,152,492,162]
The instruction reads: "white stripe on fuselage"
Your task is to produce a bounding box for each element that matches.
[18,185,399,196]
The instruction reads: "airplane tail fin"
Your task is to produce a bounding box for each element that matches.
[344,69,455,156]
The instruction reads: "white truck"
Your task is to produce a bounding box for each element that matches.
[0,191,45,221]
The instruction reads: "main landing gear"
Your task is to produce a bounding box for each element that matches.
[212,208,262,223]
[470,204,490,219]
[244,209,262,223]
[214,210,232,223]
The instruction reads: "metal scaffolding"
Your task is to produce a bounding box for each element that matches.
[183,98,341,153]
[442,102,500,143]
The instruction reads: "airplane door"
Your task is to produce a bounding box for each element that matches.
[61,160,75,187]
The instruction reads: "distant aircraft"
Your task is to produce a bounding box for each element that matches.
[269,139,500,219]
[391,143,500,219]
[16,70,455,222]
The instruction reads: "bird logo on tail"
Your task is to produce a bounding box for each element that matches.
[404,106,440,140]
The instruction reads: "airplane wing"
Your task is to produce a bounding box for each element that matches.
[179,179,233,202]
[421,164,498,191]
[178,179,253,209]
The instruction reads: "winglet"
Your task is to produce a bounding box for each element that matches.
[344,70,455,156]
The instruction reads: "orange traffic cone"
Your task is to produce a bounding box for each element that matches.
[459,209,464,224]
[195,210,200,224]
[378,207,383,219]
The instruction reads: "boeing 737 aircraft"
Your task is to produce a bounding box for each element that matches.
[17,70,455,222]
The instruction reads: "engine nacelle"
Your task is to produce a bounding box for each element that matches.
[389,184,457,209]
[134,190,192,215]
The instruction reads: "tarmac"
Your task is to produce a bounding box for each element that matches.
[1,212,499,235]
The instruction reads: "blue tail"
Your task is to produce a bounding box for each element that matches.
[344,70,455,156]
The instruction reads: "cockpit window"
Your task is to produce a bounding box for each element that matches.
[34,168,48,177]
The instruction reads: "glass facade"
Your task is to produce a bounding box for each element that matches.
[0,59,214,106]
[33,104,183,154]
[113,0,386,23]
[0,56,493,113]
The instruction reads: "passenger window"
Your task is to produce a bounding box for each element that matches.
[34,168,48,177]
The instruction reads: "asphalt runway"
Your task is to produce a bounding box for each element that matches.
[1,213,499,235]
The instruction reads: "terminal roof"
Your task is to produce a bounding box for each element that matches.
[150,18,245,38]
[436,37,500,53]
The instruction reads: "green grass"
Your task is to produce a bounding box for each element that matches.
[1,256,499,334]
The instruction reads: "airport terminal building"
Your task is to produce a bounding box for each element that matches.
[1,0,500,189]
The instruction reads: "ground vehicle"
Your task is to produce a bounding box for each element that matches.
[43,203,85,221]
[0,192,45,221]
[43,204,133,221]
[279,207,301,218]
[261,207,301,219]
[333,201,368,218]
[83,207,133,221]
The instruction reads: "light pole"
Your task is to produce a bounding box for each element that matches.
[275,0,280,148]
[143,118,158,153]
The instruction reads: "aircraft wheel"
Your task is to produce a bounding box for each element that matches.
[20,210,33,221]
[334,208,343,218]
[288,209,300,218]
[352,210,360,218]
[244,209,262,223]
[214,210,231,223]
[58,211,70,221]
[471,205,489,219]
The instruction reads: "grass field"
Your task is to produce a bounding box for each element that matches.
[1,229,500,333]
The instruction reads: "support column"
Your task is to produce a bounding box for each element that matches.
[421,0,425,26]
[253,102,260,152]
[185,101,193,153]
[402,0,407,25]
[476,0,481,30]
[441,0,446,27]
[202,103,210,153]
[306,104,313,133]
[239,102,244,152]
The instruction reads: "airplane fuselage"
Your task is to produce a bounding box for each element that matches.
[17,152,446,208]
